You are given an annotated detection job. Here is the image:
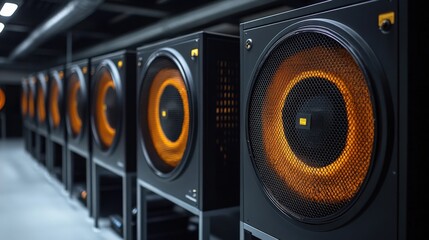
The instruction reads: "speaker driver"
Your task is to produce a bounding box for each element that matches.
[37,83,46,123]
[0,88,5,111]
[29,86,35,119]
[67,74,82,137]
[94,68,118,149]
[49,79,61,128]
[248,31,375,222]
[141,57,190,175]
[21,86,28,116]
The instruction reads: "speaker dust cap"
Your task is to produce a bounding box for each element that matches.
[92,61,121,151]
[247,31,376,223]
[139,52,192,177]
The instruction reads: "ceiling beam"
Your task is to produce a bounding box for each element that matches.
[98,3,168,18]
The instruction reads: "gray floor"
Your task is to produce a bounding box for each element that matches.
[0,139,121,240]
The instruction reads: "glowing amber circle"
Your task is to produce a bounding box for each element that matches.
[0,88,5,111]
[95,70,116,148]
[49,80,61,128]
[37,85,46,123]
[261,46,374,204]
[147,69,190,168]
[68,77,82,136]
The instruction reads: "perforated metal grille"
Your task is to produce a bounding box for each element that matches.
[141,57,190,174]
[215,60,239,162]
[248,32,375,222]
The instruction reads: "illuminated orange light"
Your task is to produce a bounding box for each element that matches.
[29,90,35,118]
[262,46,374,203]
[95,70,116,148]
[147,68,189,167]
[21,88,28,116]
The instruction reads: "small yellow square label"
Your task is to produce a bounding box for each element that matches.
[162,110,167,118]
[117,60,123,68]
[379,12,395,27]
[191,48,199,57]
[299,118,307,126]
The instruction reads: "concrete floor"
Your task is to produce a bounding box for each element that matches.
[0,139,121,240]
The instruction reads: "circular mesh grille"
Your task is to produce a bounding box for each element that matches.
[141,57,190,174]
[49,80,61,128]
[21,86,28,116]
[94,68,118,149]
[67,73,84,137]
[0,88,5,111]
[37,83,46,123]
[248,31,375,221]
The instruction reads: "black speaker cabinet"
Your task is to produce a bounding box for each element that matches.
[65,59,92,212]
[35,71,49,166]
[240,0,428,239]
[21,78,30,152]
[137,31,240,213]
[90,50,136,173]
[66,59,91,157]
[26,75,38,158]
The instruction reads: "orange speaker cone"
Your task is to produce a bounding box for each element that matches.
[0,88,5,111]
[147,68,190,168]
[68,76,82,136]
[260,46,374,204]
[95,70,116,148]
[49,80,61,128]
[37,85,46,123]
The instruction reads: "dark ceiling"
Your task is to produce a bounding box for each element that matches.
[0,0,312,72]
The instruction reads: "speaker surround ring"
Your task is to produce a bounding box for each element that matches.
[91,59,123,153]
[66,66,87,139]
[139,48,195,179]
[49,71,63,130]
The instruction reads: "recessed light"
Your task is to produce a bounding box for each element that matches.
[0,3,18,17]
[0,23,4,33]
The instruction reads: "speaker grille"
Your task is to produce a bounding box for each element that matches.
[49,79,61,128]
[0,88,5,111]
[248,32,375,222]
[67,73,83,137]
[93,68,118,149]
[37,82,46,123]
[141,56,190,175]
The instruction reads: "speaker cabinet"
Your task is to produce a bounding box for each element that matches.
[137,31,240,212]
[90,50,136,173]
[240,0,428,239]
[21,78,30,152]
[66,59,91,156]
[35,72,49,166]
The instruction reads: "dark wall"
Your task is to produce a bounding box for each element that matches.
[0,84,23,138]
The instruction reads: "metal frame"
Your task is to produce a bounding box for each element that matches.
[137,179,239,240]
[240,222,278,240]
[92,158,136,240]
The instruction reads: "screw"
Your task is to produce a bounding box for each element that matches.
[245,39,253,50]
[380,19,392,33]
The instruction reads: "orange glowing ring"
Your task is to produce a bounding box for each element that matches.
[262,46,374,203]
[29,89,35,118]
[21,87,28,116]
[49,80,61,128]
[95,70,116,148]
[68,78,82,136]
[147,69,190,168]
[0,88,5,111]
[37,85,46,123]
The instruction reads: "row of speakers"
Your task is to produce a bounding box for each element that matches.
[21,0,428,239]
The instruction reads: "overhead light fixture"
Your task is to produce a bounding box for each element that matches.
[0,2,18,17]
[0,23,4,33]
